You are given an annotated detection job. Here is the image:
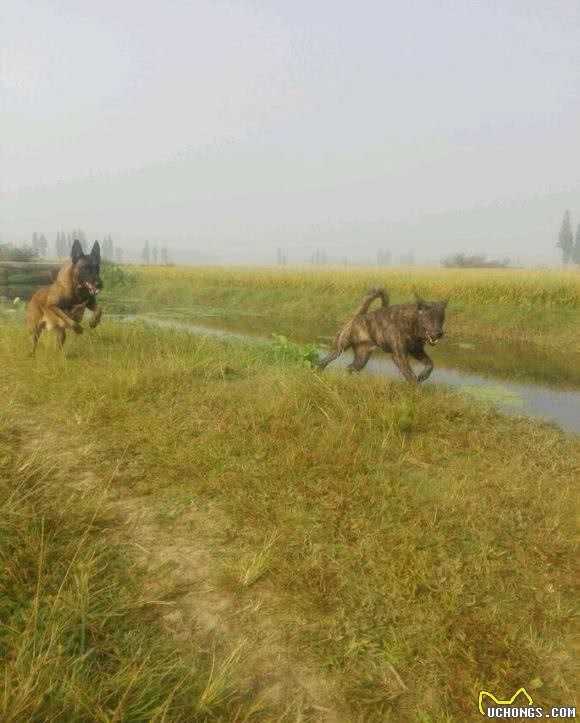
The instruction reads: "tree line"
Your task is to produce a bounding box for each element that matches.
[4,233,171,267]
[28,230,124,262]
[274,248,415,266]
[141,241,171,265]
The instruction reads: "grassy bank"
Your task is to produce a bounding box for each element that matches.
[102,265,580,386]
[0,337,269,718]
[1,312,578,721]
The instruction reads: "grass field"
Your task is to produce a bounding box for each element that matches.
[120,265,580,309]
[1,307,578,721]
[99,264,580,387]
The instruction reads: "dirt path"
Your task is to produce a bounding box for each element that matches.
[22,422,351,722]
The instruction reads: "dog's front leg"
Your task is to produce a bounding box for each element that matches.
[47,306,83,334]
[69,303,88,333]
[392,348,418,384]
[412,349,434,383]
[83,296,102,329]
[89,304,102,329]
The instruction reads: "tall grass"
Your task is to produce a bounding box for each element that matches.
[132,265,580,308]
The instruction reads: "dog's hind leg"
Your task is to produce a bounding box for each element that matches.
[411,348,434,383]
[29,324,44,357]
[318,346,343,370]
[347,342,373,373]
[53,326,66,350]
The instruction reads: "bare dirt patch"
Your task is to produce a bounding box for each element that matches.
[20,422,350,722]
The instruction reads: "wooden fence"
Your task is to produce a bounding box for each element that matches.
[0,261,60,299]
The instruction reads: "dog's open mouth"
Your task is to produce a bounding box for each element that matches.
[85,282,100,296]
[426,333,439,346]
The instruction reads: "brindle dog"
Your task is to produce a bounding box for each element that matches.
[318,287,448,383]
[26,240,103,356]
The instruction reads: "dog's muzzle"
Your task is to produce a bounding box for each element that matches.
[85,282,101,296]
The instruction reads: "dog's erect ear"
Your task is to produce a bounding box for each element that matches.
[71,240,84,264]
[414,291,427,309]
[441,298,449,308]
[90,241,101,263]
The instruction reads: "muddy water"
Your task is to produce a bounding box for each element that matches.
[114,314,580,434]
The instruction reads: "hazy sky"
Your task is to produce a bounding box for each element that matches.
[2,0,579,262]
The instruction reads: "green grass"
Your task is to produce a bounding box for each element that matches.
[0,340,271,719]
[1,312,578,721]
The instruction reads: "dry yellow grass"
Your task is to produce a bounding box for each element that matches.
[133,264,580,308]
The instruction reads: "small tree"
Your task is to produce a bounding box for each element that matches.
[160,246,169,265]
[56,231,68,257]
[572,223,580,266]
[115,246,123,263]
[377,250,392,266]
[311,249,327,265]
[557,210,574,266]
[102,235,114,260]
[39,234,48,258]
[142,241,150,265]
[152,244,158,264]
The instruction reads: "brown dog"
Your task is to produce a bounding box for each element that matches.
[26,240,103,356]
[318,287,448,383]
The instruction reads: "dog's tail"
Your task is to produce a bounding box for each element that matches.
[319,287,388,370]
[334,285,388,348]
[351,286,389,317]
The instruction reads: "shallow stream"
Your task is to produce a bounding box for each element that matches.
[114,314,580,435]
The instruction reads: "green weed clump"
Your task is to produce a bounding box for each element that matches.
[271,334,320,368]
[100,261,137,290]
